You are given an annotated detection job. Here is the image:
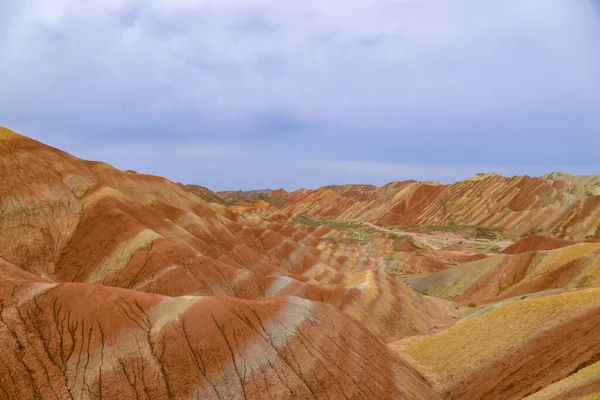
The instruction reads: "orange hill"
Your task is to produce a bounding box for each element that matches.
[3,125,600,399]
[234,174,600,240]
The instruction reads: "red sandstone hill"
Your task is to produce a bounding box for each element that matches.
[224,174,600,240]
[214,189,291,208]
[185,184,225,204]
[3,125,600,399]
[0,127,448,398]
[501,234,575,254]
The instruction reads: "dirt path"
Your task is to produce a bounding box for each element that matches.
[360,221,513,248]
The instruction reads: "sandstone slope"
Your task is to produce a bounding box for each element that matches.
[395,287,600,399]
[406,235,600,305]
[0,126,449,399]
[273,175,600,239]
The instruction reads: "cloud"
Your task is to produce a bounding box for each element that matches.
[0,0,599,190]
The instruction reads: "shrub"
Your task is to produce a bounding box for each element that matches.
[585,229,600,239]
[468,303,477,308]
[520,227,544,238]
[475,226,500,240]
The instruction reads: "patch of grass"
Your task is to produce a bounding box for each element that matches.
[468,303,477,308]
[585,229,600,239]
[425,223,463,232]
[393,234,415,243]
[319,237,363,243]
[489,246,501,253]
[264,197,290,208]
[577,275,594,286]
[387,232,402,240]
[296,215,362,229]
[417,245,433,256]
[520,227,544,238]
[475,226,501,241]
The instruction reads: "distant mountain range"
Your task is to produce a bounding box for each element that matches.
[201,171,600,240]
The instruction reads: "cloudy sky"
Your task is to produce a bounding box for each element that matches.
[1,0,599,190]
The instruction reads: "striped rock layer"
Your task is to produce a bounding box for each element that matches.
[3,126,600,399]
[233,174,600,239]
[0,127,445,399]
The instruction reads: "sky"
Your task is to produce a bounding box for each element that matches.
[1,0,599,191]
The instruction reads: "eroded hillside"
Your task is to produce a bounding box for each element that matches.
[215,173,600,240]
[2,126,600,399]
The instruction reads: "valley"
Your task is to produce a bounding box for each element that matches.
[1,126,600,399]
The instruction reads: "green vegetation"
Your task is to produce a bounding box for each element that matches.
[475,226,502,241]
[490,246,501,253]
[348,231,375,241]
[417,245,433,256]
[264,197,290,208]
[222,192,290,208]
[387,232,402,240]
[319,237,363,243]
[389,223,505,242]
[553,210,576,235]
[468,303,477,308]
[425,223,464,232]
[296,215,363,229]
[394,234,415,243]
[577,275,594,286]
[520,227,544,238]
[585,229,600,239]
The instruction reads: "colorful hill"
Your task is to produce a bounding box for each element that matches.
[396,287,600,399]
[2,125,600,399]
[231,174,600,240]
[406,235,600,305]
